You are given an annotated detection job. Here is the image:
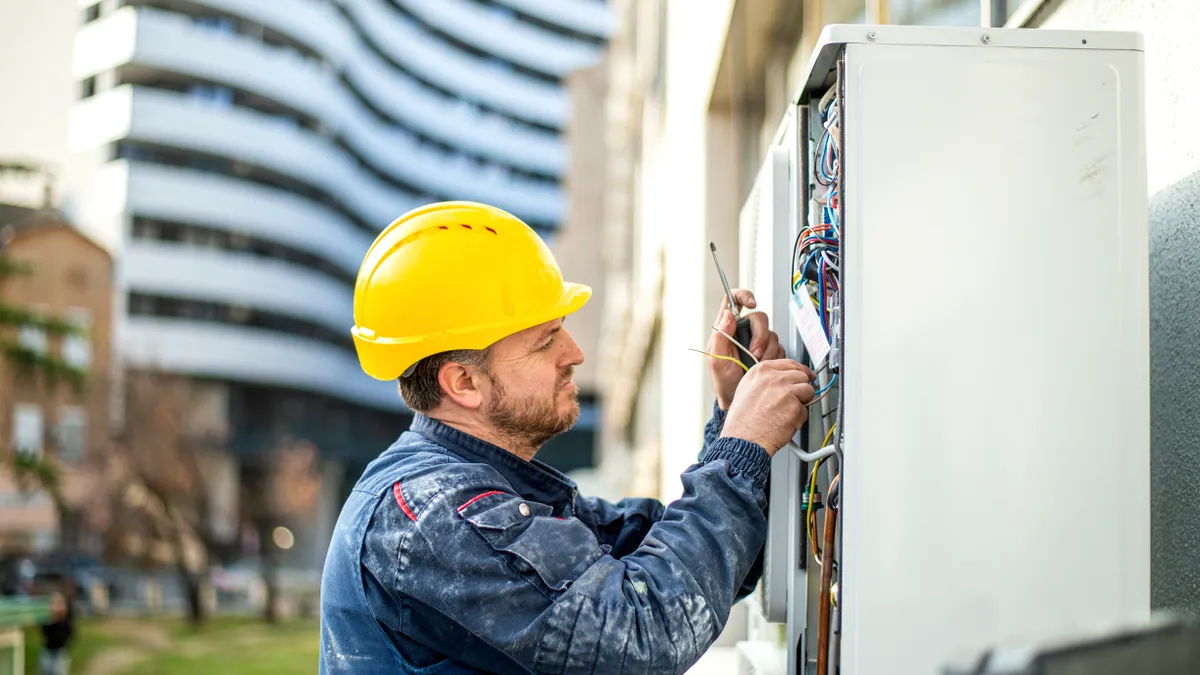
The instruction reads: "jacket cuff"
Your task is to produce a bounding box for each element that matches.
[701,437,771,491]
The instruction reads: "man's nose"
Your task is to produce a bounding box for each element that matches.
[559,328,584,367]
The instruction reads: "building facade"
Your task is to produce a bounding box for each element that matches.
[0,201,113,554]
[0,0,611,567]
[1016,0,1200,621]
[593,0,1199,669]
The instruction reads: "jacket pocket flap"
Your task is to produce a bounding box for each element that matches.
[460,496,550,531]
[460,500,600,592]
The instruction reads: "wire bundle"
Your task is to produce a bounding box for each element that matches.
[793,93,842,344]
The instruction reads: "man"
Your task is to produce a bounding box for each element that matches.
[321,201,815,674]
[39,589,74,675]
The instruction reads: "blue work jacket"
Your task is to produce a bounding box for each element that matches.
[319,404,769,674]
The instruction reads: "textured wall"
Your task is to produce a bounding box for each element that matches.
[1147,174,1200,612]
[1037,0,1200,612]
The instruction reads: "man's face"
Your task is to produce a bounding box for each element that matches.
[482,319,584,449]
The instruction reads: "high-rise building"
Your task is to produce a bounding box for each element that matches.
[0,0,610,565]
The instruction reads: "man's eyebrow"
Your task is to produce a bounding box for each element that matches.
[532,324,561,347]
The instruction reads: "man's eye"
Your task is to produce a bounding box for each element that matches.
[539,338,554,351]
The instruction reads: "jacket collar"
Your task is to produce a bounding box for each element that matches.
[410,414,577,510]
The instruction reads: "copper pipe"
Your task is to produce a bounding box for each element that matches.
[816,500,838,675]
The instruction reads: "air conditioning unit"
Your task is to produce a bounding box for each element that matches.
[741,24,1149,675]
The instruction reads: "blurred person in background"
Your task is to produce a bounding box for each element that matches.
[40,589,75,675]
[320,202,814,674]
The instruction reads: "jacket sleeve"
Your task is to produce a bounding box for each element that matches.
[701,400,764,602]
[380,437,771,675]
[583,496,666,559]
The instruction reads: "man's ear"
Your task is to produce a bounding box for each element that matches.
[438,362,485,410]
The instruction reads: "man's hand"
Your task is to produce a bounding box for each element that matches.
[720,360,816,456]
[709,289,786,410]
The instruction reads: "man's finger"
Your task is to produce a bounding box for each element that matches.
[760,359,817,380]
[746,312,770,359]
[732,289,757,310]
[791,383,816,404]
[713,310,737,355]
[762,331,783,359]
[721,289,758,313]
[763,336,786,361]
[765,366,818,388]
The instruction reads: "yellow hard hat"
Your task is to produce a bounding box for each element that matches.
[351,201,591,381]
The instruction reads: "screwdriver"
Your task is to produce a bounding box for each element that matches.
[709,242,755,370]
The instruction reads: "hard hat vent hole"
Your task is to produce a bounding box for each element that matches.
[461,224,473,230]
[485,227,497,235]
[438,225,449,230]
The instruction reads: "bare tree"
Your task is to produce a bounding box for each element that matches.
[86,370,235,627]
[242,437,322,623]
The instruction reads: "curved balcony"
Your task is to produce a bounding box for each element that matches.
[391,0,602,77]
[76,5,564,176]
[123,0,568,127]
[71,85,563,231]
[123,242,353,336]
[122,318,403,411]
[488,0,612,40]
[335,0,565,127]
[124,161,371,275]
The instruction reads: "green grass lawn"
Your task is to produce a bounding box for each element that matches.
[126,617,319,675]
[23,620,123,675]
[23,616,319,675]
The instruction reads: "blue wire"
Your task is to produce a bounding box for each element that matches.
[818,133,835,182]
[815,374,838,397]
[818,262,829,339]
[800,249,822,282]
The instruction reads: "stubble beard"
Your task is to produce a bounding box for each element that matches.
[486,369,580,452]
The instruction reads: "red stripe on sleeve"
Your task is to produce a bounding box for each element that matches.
[393,482,417,522]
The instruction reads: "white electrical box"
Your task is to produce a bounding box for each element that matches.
[741,25,1149,675]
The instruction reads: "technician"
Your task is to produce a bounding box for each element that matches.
[320,201,815,674]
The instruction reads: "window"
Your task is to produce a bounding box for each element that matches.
[81,76,97,99]
[187,84,233,108]
[11,404,44,458]
[56,407,87,462]
[61,307,91,369]
[18,306,48,354]
[194,15,237,35]
[83,4,101,23]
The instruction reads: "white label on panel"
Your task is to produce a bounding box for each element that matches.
[790,291,829,369]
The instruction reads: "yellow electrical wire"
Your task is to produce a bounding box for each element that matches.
[807,423,838,565]
[688,349,748,372]
[711,326,758,365]
[808,458,824,566]
[821,422,837,448]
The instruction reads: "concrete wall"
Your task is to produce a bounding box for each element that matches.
[0,0,77,207]
[555,58,609,397]
[1034,0,1200,616]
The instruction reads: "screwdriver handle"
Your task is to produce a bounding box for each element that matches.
[734,316,755,370]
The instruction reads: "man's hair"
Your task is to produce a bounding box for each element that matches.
[398,347,492,412]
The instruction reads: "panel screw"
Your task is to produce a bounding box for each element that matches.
[518,503,531,517]
[867,31,877,41]
[981,34,991,44]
